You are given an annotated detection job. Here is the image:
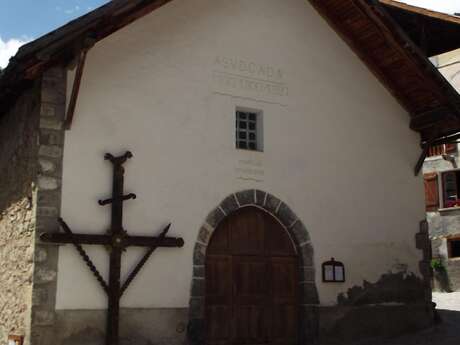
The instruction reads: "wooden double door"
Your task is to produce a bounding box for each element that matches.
[206,207,299,345]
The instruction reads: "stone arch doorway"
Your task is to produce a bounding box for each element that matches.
[188,190,319,345]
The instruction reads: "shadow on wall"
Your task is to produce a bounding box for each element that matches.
[0,85,40,212]
[316,272,433,344]
[60,327,155,345]
[432,258,453,293]
[0,84,41,342]
[433,269,453,293]
[320,309,460,345]
[337,272,426,306]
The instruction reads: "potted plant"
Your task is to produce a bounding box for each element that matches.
[431,258,451,292]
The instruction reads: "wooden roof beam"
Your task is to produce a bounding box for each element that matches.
[379,0,460,25]
[410,106,457,131]
[64,49,88,130]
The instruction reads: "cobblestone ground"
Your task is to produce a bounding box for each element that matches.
[356,292,460,345]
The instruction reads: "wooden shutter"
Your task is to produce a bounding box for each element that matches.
[446,143,458,154]
[428,145,442,157]
[424,173,439,211]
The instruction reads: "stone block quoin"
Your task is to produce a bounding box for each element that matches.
[30,66,67,345]
[417,220,432,297]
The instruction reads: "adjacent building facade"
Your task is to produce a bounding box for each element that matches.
[424,49,460,292]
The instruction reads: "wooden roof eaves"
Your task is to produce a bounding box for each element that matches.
[368,0,460,136]
[380,0,460,57]
[367,1,460,105]
[379,0,460,26]
[0,0,173,114]
[309,0,460,140]
[308,0,413,112]
[1,0,460,141]
[12,0,169,62]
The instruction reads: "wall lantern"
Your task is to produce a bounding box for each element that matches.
[8,335,24,345]
[322,258,345,283]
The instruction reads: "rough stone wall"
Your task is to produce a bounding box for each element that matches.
[444,260,460,290]
[0,83,41,343]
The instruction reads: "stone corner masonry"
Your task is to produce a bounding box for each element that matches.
[29,66,67,345]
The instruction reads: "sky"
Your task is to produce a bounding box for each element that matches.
[0,0,109,68]
[1,0,460,68]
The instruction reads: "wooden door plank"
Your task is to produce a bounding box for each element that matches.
[232,256,270,345]
[206,207,299,345]
[270,257,299,345]
[206,255,232,345]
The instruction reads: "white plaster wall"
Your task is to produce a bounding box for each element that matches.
[57,0,425,309]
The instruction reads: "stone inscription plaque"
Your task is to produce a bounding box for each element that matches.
[235,159,264,182]
[213,56,288,103]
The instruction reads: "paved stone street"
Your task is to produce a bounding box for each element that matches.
[354,292,460,345]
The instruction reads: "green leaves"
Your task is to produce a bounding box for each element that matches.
[431,258,446,272]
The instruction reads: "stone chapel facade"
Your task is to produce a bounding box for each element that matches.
[2,0,460,344]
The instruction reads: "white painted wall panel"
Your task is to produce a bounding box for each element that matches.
[57,0,425,309]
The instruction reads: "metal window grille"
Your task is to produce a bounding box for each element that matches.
[236,111,258,151]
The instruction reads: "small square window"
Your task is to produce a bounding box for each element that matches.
[448,238,460,258]
[236,110,262,151]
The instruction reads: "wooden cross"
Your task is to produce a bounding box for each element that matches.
[40,151,184,345]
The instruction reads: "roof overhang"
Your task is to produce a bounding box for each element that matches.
[1,0,460,141]
[0,0,173,115]
[310,0,460,140]
[380,0,460,57]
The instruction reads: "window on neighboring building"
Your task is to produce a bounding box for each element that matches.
[424,170,460,210]
[427,143,457,157]
[236,110,263,151]
[442,170,460,208]
[448,238,460,258]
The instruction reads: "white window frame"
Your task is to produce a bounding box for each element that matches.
[235,107,264,152]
